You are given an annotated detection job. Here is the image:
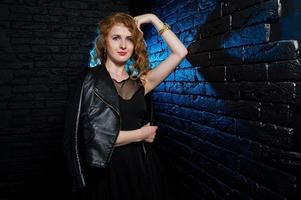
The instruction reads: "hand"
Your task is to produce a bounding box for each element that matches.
[139,122,158,143]
[133,13,156,35]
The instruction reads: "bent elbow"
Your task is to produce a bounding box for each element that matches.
[178,48,188,58]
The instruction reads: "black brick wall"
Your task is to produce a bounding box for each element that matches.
[141,0,301,199]
[2,0,301,199]
[0,0,128,199]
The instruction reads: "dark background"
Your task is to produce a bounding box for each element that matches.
[0,0,300,199]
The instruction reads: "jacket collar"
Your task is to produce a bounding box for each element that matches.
[92,63,120,114]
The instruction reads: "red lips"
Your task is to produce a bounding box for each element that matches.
[118,52,127,56]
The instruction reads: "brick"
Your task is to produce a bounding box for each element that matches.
[243,40,299,63]
[232,0,279,29]
[48,8,81,16]
[173,105,236,133]
[186,52,210,67]
[8,30,32,38]
[68,32,95,39]
[205,82,240,99]
[240,82,294,104]
[179,15,194,31]
[190,95,223,113]
[199,15,231,38]
[13,85,49,93]
[171,93,191,106]
[223,24,270,48]
[33,31,68,38]
[68,16,99,25]
[80,10,103,18]
[184,82,206,95]
[14,93,34,101]
[10,38,31,45]
[33,15,67,23]
[194,14,210,27]
[221,100,260,120]
[196,0,221,22]
[9,5,48,14]
[13,46,31,53]
[174,68,198,81]
[68,46,91,53]
[165,82,183,94]
[49,24,81,32]
[23,0,61,7]
[210,46,244,65]
[62,1,89,9]
[187,34,223,53]
[7,14,33,21]
[31,45,68,53]
[47,39,72,46]
[268,59,301,81]
[11,22,47,30]
[221,0,264,15]
[198,66,225,82]
[274,2,301,40]
[260,103,293,126]
[180,31,195,47]
[226,63,267,82]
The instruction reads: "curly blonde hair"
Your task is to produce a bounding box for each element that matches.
[95,12,150,77]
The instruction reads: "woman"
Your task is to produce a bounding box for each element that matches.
[63,12,187,200]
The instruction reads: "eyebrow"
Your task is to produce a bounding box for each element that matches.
[111,34,133,38]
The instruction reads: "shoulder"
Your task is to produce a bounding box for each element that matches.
[82,66,101,83]
[74,66,99,93]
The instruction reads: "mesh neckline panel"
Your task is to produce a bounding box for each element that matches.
[112,77,141,100]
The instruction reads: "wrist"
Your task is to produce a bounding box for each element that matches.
[158,22,170,35]
[136,128,144,142]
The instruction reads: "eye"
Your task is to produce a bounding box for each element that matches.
[112,36,120,40]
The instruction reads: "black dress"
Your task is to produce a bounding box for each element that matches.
[85,77,173,200]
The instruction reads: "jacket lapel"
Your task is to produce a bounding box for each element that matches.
[93,64,120,114]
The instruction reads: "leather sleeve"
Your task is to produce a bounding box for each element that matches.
[63,70,91,190]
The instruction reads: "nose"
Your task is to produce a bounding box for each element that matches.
[120,39,126,49]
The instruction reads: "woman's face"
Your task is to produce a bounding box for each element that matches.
[105,23,134,65]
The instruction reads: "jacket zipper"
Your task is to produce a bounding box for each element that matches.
[93,89,121,166]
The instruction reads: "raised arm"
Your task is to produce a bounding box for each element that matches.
[134,13,188,95]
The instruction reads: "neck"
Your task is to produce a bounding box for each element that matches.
[104,59,127,77]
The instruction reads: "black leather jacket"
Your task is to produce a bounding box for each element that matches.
[63,64,154,190]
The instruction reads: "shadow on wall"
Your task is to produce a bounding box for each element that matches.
[144,0,301,199]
